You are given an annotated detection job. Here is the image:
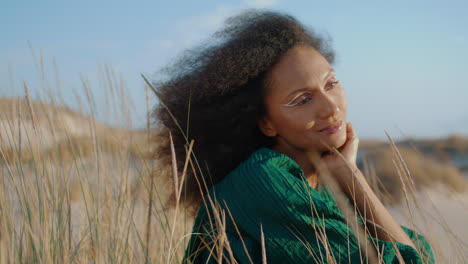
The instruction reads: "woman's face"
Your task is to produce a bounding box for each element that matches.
[259,44,348,154]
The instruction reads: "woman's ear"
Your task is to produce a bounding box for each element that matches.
[258,116,277,137]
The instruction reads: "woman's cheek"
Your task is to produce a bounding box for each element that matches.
[338,91,347,110]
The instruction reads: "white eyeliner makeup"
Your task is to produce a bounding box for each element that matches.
[281,78,340,107]
[281,95,302,107]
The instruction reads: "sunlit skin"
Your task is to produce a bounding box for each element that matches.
[258,44,417,249]
[259,44,348,188]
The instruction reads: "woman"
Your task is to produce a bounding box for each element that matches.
[152,9,435,263]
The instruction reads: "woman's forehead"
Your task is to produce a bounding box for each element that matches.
[267,45,333,96]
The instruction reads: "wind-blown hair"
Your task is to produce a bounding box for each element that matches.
[152,9,336,217]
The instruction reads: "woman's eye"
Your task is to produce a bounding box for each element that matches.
[326,79,340,91]
[292,94,312,106]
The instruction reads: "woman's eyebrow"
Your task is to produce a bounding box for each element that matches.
[323,68,336,81]
[284,68,336,99]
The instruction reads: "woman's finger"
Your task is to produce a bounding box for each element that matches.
[339,123,359,159]
[348,123,359,155]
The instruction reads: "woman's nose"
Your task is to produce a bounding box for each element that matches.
[317,92,339,120]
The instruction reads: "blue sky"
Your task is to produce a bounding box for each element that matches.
[1,0,467,140]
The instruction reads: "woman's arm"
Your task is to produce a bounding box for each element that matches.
[337,165,417,249]
[320,122,416,250]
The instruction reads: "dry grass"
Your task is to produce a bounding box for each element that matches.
[360,146,468,204]
[404,135,468,155]
[0,60,467,263]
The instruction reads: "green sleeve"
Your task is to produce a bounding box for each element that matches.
[181,200,262,264]
[183,157,436,263]
[366,225,436,263]
[219,162,437,263]
[401,225,435,263]
[200,162,365,263]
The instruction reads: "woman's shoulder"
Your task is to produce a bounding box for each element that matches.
[206,147,336,212]
[193,146,344,235]
[207,147,305,196]
[227,147,304,180]
[242,147,304,178]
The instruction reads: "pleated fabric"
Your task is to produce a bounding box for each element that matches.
[182,147,435,263]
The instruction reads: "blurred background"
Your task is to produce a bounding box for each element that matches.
[1,0,467,263]
[2,0,468,139]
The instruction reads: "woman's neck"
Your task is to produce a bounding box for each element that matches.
[272,143,319,189]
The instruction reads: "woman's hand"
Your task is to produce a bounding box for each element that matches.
[320,122,360,188]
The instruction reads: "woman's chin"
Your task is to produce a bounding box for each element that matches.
[323,130,347,150]
[336,132,348,149]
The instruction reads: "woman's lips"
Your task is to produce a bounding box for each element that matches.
[319,120,343,134]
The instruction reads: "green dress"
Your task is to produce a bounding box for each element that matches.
[182,147,435,263]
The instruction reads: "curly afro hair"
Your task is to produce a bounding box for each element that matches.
[152,9,336,217]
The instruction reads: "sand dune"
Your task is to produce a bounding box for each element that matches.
[389,187,468,262]
[1,97,467,262]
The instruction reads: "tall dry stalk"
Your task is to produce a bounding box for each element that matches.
[0,51,466,263]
